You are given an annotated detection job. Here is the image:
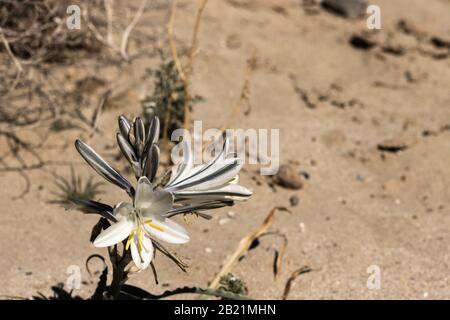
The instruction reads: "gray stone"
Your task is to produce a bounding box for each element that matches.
[289,195,300,207]
[322,0,368,18]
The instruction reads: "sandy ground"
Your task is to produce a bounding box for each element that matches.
[1,0,450,299]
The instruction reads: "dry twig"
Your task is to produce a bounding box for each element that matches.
[260,231,288,280]
[0,30,23,73]
[104,0,114,45]
[183,0,209,130]
[120,0,148,61]
[205,206,290,294]
[168,0,186,81]
[282,266,312,300]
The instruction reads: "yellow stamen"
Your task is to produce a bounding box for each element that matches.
[138,229,144,253]
[144,219,165,232]
[125,229,137,250]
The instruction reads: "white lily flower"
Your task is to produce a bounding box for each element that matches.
[93,176,190,270]
[165,139,252,203]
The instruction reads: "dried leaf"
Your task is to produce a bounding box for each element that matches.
[207,206,290,291]
[262,231,288,280]
[282,266,312,300]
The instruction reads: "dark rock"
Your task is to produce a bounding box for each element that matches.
[300,171,310,180]
[377,138,409,153]
[350,34,377,50]
[431,36,450,49]
[382,45,406,56]
[322,0,368,18]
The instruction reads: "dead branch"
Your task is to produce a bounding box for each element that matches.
[183,0,209,130]
[168,0,186,81]
[120,0,148,61]
[0,29,23,73]
[203,206,290,298]
[104,0,114,45]
[82,3,121,55]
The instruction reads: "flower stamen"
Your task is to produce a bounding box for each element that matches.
[144,219,165,232]
[138,229,144,253]
[125,228,137,250]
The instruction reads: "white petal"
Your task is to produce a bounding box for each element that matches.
[169,157,243,191]
[173,184,252,202]
[167,140,194,186]
[113,202,133,220]
[130,235,154,270]
[218,184,252,196]
[167,141,226,188]
[93,218,134,247]
[229,175,239,184]
[141,189,174,217]
[134,176,153,209]
[144,218,190,244]
[223,138,231,156]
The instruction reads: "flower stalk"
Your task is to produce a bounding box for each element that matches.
[108,250,131,299]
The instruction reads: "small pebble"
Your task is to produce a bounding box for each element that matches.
[289,195,300,206]
[205,247,212,253]
[219,218,230,225]
[274,164,304,190]
[300,171,310,180]
[227,211,236,218]
[299,222,306,233]
[377,137,410,153]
